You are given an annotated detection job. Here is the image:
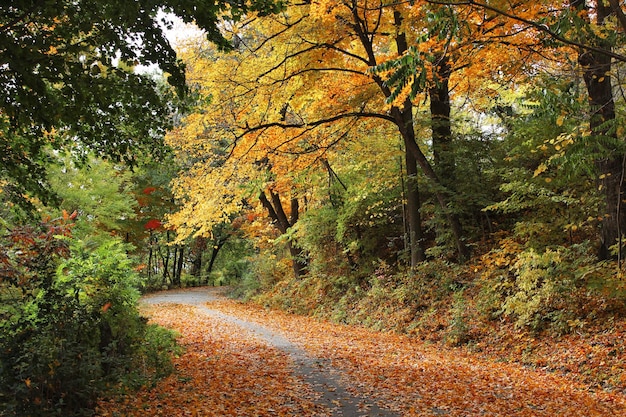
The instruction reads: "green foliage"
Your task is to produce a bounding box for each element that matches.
[47,154,139,245]
[0,221,178,416]
[445,290,470,346]
[207,237,254,285]
[485,76,602,250]
[296,166,405,278]
[478,241,623,334]
[0,0,284,207]
[503,246,584,331]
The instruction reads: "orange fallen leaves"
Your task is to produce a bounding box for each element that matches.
[207,298,626,417]
[96,303,324,417]
[97,291,626,416]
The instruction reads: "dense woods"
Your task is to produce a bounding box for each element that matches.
[3,0,626,415]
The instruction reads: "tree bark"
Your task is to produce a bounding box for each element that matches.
[430,57,456,193]
[206,239,226,276]
[385,10,469,261]
[405,150,426,267]
[573,0,624,259]
[259,190,307,278]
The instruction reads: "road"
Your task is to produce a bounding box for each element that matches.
[141,287,398,417]
[97,287,626,416]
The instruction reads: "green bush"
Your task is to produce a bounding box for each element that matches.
[481,243,604,334]
[0,222,178,416]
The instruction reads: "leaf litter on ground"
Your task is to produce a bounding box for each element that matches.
[97,288,626,416]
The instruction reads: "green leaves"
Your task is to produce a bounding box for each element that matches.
[0,220,177,416]
[0,0,284,207]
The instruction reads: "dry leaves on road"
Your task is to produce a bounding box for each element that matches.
[208,298,626,417]
[96,303,326,416]
[97,289,626,416]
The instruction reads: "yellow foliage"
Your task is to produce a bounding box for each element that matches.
[165,0,571,246]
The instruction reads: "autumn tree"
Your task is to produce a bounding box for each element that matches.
[409,0,626,260]
[0,0,282,208]
[567,0,625,259]
[168,0,567,270]
[167,2,455,269]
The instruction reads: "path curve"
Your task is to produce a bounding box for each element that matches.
[141,287,398,417]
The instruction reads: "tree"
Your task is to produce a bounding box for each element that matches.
[166,2,459,266]
[168,0,560,265]
[47,154,138,245]
[0,0,282,207]
[568,0,624,259]
[411,0,626,259]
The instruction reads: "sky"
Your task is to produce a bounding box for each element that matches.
[159,12,205,48]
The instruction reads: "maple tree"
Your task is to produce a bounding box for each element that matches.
[166,0,561,266]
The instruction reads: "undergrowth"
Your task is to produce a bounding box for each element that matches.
[235,240,626,393]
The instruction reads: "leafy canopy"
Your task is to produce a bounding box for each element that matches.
[0,0,283,205]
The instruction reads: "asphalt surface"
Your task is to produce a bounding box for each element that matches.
[141,287,398,417]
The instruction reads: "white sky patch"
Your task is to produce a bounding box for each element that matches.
[159,12,205,49]
[135,12,204,75]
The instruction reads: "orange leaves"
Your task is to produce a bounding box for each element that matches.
[204,298,626,416]
[97,288,626,416]
[62,209,78,221]
[96,301,323,417]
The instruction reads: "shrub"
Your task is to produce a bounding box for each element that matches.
[0,220,178,416]
[479,241,613,334]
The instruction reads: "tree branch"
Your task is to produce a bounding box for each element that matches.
[426,0,626,62]
[236,111,396,135]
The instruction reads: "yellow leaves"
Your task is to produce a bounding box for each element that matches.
[533,163,548,178]
[532,133,578,180]
[165,2,396,243]
[166,163,249,242]
[310,0,337,20]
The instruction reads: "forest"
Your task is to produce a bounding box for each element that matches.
[2,0,626,415]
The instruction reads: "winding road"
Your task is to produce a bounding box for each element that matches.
[141,287,398,417]
[117,287,626,417]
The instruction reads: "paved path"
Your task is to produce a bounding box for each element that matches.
[141,287,398,417]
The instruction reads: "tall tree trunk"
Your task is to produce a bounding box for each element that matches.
[405,150,426,267]
[259,190,307,278]
[171,245,179,286]
[147,232,153,281]
[428,56,469,259]
[161,232,170,287]
[400,132,469,261]
[206,238,226,276]
[430,57,456,193]
[383,11,469,261]
[573,0,624,259]
[175,245,184,286]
